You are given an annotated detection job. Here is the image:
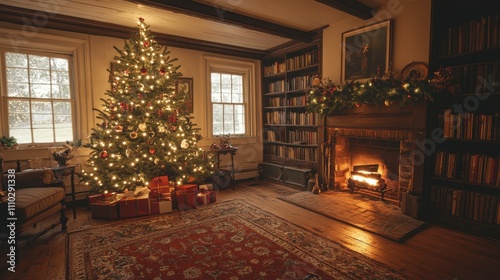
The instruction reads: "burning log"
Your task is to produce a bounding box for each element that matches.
[348,164,388,200]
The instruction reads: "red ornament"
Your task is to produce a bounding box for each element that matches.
[143,41,149,48]
[159,67,166,76]
[100,150,108,159]
[147,102,152,107]
[149,147,155,154]
[355,103,360,108]
[158,109,163,117]
[139,17,144,23]
[138,93,143,99]
[140,67,148,75]
[407,95,412,99]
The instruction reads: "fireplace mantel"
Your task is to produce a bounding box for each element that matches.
[324,102,427,131]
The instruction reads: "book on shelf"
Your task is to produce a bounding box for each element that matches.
[431,185,500,225]
[440,109,500,141]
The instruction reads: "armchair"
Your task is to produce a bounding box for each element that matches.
[0,154,68,241]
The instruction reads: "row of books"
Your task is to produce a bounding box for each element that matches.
[287,112,316,126]
[264,131,284,142]
[265,111,286,125]
[265,97,286,107]
[440,110,500,141]
[287,75,313,91]
[263,49,319,76]
[263,130,317,145]
[441,14,500,56]
[288,130,318,145]
[286,50,318,72]
[267,80,286,93]
[430,185,500,225]
[434,151,500,186]
[265,96,308,107]
[447,62,500,95]
[265,144,317,162]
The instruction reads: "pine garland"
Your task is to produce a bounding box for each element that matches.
[306,68,455,116]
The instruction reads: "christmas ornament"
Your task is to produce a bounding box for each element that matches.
[149,147,155,154]
[139,123,147,131]
[158,125,165,133]
[130,131,138,139]
[114,125,123,132]
[159,67,166,76]
[126,148,131,158]
[100,150,108,159]
[143,41,149,48]
[138,93,143,99]
[384,100,392,106]
[139,17,144,23]
[171,125,177,131]
[181,139,189,149]
[154,158,160,165]
[140,66,147,75]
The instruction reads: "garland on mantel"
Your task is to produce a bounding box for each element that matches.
[306,67,456,117]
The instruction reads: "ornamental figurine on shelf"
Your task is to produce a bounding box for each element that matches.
[219,134,231,149]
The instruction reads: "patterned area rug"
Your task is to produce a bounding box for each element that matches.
[67,200,408,279]
[279,191,426,241]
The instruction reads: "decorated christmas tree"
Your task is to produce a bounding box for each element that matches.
[81,18,214,193]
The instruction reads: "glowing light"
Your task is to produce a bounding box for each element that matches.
[352,175,379,186]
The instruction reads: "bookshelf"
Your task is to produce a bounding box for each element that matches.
[259,36,322,188]
[426,0,500,239]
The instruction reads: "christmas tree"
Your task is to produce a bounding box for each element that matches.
[81,18,214,193]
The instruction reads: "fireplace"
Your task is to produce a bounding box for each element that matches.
[324,103,426,205]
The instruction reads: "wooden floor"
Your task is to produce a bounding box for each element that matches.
[1,180,500,280]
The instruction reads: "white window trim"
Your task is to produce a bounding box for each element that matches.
[0,25,93,147]
[203,55,258,139]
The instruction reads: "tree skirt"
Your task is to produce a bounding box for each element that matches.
[67,200,408,279]
[279,191,426,241]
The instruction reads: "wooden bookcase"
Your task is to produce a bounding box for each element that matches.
[259,35,322,188]
[425,0,500,239]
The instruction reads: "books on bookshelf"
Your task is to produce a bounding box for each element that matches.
[445,62,500,94]
[434,151,500,186]
[440,109,500,141]
[287,112,316,126]
[430,185,500,225]
[288,130,317,145]
[441,14,500,56]
[264,144,316,162]
[263,49,319,76]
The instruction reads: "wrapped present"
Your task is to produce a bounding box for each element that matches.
[196,190,216,205]
[150,195,173,214]
[118,194,150,218]
[176,190,197,210]
[199,184,214,191]
[90,201,119,219]
[177,184,198,193]
[148,176,169,189]
[149,187,172,199]
[87,193,104,204]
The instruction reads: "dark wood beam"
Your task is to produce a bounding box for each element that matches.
[315,0,374,20]
[131,0,314,43]
[0,4,268,59]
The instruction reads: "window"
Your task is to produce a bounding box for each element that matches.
[210,72,245,136]
[2,51,74,144]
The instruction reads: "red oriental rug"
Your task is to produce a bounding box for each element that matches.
[67,200,408,279]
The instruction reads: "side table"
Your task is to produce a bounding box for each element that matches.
[210,147,238,190]
[52,165,77,219]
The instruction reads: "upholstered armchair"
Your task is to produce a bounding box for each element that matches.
[0,154,68,240]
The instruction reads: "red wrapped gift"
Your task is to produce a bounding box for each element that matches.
[150,197,173,214]
[177,184,198,193]
[119,196,150,218]
[148,176,169,188]
[176,190,197,210]
[90,201,119,219]
[149,187,172,199]
[196,190,216,205]
[87,193,104,204]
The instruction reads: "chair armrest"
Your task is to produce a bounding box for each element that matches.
[5,169,58,189]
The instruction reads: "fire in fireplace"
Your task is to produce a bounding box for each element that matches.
[348,164,388,200]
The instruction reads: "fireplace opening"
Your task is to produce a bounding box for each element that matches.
[331,132,414,204]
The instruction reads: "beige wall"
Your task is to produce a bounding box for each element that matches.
[322,0,432,83]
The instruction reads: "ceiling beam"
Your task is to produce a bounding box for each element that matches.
[131,0,314,43]
[0,4,268,59]
[315,0,374,20]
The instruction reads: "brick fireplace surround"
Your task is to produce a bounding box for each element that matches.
[323,102,427,209]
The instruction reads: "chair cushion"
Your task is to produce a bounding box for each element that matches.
[14,169,55,188]
[15,187,65,220]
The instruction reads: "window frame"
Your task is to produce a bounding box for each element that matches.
[204,56,258,139]
[1,49,75,144]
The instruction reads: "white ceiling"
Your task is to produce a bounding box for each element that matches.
[0,0,385,51]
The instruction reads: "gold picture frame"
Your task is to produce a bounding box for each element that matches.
[341,20,392,83]
[176,77,193,113]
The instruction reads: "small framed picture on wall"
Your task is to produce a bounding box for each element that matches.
[176,77,193,113]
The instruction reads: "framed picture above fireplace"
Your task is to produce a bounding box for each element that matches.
[341,20,392,82]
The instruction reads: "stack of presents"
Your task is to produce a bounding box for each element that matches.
[87,176,217,219]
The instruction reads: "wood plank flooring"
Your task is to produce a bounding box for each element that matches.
[1,180,499,280]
